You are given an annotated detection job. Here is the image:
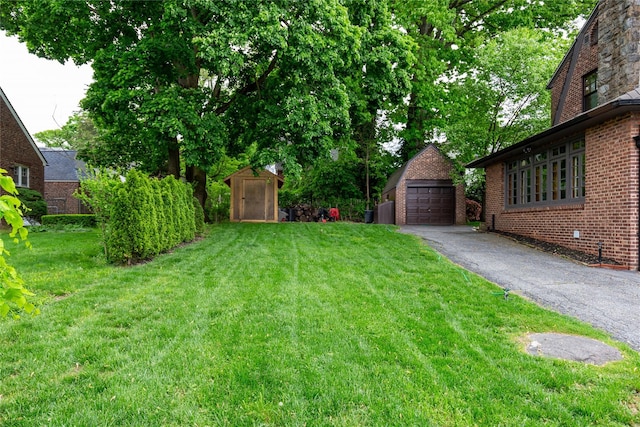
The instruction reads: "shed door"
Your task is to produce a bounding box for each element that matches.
[242,179,266,220]
[406,186,454,225]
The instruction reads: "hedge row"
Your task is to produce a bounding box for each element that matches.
[41,214,97,228]
[104,170,204,265]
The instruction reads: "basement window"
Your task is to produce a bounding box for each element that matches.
[504,137,585,209]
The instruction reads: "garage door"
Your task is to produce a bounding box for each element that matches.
[406,186,454,225]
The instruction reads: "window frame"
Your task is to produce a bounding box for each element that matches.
[504,138,585,209]
[14,165,30,188]
[583,70,598,111]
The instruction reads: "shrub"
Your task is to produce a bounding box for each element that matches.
[466,199,482,222]
[78,169,198,264]
[41,214,97,228]
[205,180,230,223]
[194,197,205,235]
[16,188,47,222]
[0,169,38,318]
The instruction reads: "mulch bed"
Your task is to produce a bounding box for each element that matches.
[493,231,621,266]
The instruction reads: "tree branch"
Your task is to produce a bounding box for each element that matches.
[215,51,279,115]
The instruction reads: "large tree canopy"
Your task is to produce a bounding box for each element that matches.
[393,0,598,161]
[442,27,573,163]
[2,0,399,205]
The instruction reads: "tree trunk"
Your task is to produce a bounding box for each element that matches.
[401,16,433,163]
[187,164,208,217]
[167,138,181,179]
[402,89,428,162]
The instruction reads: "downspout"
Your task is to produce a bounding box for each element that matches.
[634,127,640,270]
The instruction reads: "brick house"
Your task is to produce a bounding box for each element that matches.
[468,0,640,269]
[0,86,46,196]
[380,144,466,225]
[41,148,89,214]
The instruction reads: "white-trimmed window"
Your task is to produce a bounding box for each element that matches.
[14,165,30,188]
[505,138,585,208]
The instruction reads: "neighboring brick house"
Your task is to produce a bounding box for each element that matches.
[41,148,89,214]
[0,86,46,196]
[468,0,640,269]
[381,144,466,226]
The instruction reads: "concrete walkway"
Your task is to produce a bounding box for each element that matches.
[400,225,640,352]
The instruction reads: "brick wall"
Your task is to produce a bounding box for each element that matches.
[44,181,84,214]
[549,16,599,125]
[394,145,466,225]
[0,94,45,196]
[484,113,640,269]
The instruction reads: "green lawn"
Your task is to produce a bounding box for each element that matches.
[1,223,639,426]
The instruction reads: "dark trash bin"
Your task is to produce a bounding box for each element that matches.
[364,210,374,224]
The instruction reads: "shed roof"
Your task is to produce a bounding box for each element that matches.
[40,148,87,182]
[467,88,640,169]
[224,166,284,188]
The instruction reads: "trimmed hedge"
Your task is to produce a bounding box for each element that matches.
[41,214,97,228]
[105,170,197,265]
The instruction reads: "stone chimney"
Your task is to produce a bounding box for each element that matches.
[598,0,640,103]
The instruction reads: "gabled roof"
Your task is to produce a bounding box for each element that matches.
[40,147,87,182]
[0,86,47,166]
[547,3,600,91]
[383,144,446,193]
[224,166,284,188]
[467,88,640,168]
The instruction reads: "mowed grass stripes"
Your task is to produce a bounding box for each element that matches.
[1,223,639,426]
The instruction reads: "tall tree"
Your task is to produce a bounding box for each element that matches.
[442,27,572,163]
[393,0,598,162]
[439,27,574,200]
[33,111,100,150]
[343,0,413,208]
[0,1,365,206]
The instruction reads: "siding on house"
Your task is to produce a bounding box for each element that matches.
[0,86,46,195]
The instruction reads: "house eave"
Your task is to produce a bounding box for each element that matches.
[467,100,640,169]
[0,86,48,167]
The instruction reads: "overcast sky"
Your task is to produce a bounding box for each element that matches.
[0,31,94,137]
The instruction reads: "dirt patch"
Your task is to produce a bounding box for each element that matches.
[494,231,621,266]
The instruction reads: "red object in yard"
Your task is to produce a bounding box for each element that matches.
[329,207,340,221]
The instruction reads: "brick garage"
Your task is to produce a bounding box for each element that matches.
[469,0,640,269]
[381,144,466,226]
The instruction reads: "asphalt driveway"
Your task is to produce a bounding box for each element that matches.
[400,225,640,352]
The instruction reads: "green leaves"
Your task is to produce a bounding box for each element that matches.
[0,169,37,318]
[394,0,598,160]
